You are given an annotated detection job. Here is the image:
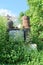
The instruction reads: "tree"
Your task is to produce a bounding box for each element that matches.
[18,12,24,23]
[25,0,43,50]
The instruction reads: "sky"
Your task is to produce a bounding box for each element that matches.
[0,0,29,16]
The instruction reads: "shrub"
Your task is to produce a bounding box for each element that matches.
[0,16,30,64]
[0,16,43,65]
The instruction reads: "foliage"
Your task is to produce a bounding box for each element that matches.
[25,0,43,50]
[18,12,24,23]
[0,0,43,64]
[0,16,32,64]
[0,17,43,65]
[0,50,43,65]
[0,16,27,64]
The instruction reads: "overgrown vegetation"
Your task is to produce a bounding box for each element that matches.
[0,0,43,64]
[19,0,43,50]
[25,0,43,50]
[0,17,27,64]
